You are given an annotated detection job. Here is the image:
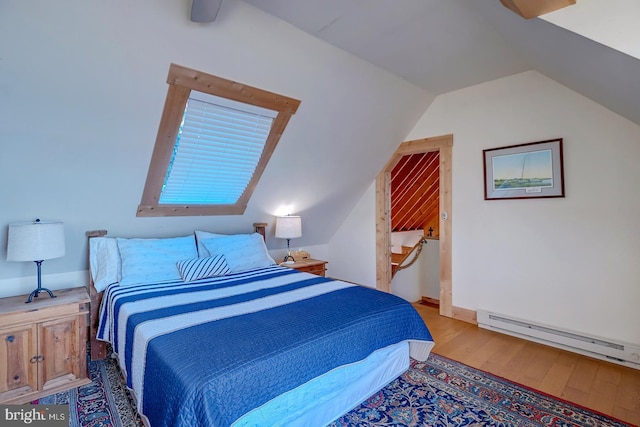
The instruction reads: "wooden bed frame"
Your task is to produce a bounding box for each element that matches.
[85,223,268,361]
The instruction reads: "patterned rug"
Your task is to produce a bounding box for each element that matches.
[36,352,142,427]
[36,353,631,427]
[331,355,632,427]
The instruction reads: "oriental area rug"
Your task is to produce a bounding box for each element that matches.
[36,353,631,427]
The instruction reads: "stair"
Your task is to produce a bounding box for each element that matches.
[391,246,414,277]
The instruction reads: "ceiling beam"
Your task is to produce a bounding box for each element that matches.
[500,0,576,19]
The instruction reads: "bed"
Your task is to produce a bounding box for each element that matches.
[87,224,434,427]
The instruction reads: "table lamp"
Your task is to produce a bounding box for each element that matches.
[7,219,65,303]
[275,215,302,263]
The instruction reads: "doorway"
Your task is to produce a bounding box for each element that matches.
[375,134,453,318]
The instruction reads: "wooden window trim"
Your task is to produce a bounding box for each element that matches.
[137,64,300,217]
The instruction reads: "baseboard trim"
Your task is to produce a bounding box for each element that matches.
[452,306,477,325]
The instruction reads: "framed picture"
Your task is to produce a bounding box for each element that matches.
[483,138,564,200]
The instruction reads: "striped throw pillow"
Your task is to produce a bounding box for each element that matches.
[176,255,230,282]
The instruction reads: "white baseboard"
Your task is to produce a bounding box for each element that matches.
[477,310,640,370]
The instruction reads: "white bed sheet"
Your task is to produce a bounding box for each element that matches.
[233,341,414,427]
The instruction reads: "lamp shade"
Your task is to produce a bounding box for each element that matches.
[275,216,302,239]
[7,220,65,262]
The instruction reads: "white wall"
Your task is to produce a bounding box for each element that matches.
[391,237,440,303]
[327,184,377,288]
[331,70,640,346]
[0,0,433,297]
[409,70,640,345]
[420,240,440,300]
[390,230,423,254]
[389,230,439,302]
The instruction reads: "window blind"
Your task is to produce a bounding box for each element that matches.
[159,91,277,205]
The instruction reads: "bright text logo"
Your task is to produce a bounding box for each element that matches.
[1,405,67,426]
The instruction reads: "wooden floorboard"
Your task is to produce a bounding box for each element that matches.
[413,303,640,426]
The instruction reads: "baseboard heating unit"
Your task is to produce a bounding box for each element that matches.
[477,310,640,370]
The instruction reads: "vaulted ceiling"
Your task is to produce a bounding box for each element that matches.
[244,0,640,127]
[241,0,640,236]
[244,0,530,96]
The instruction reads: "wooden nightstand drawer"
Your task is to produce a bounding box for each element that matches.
[281,259,328,277]
[295,264,326,276]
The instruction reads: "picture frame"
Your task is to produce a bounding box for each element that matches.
[483,138,564,200]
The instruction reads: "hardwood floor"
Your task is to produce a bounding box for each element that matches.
[413,303,640,426]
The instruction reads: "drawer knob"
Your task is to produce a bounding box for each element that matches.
[6,335,14,342]
[13,375,19,381]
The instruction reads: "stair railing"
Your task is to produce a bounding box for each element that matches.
[392,236,429,277]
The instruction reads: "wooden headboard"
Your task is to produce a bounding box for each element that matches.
[85,223,268,361]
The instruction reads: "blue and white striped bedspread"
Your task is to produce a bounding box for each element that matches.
[97,265,434,427]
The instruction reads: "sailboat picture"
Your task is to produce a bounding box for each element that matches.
[483,138,565,200]
[492,149,553,191]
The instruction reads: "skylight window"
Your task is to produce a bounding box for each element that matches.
[138,64,300,216]
[159,92,278,205]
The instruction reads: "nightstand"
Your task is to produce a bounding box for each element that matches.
[0,286,91,404]
[280,258,328,277]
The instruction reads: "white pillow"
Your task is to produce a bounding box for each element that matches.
[117,235,198,286]
[194,230,226,257]
[176,255,231,282]
[202,233,275,273]
[89,237,121,292]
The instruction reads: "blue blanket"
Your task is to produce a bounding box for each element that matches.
[98,266,433,427]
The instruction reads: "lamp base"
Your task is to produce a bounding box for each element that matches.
[282,238,296,263]
[26,286,56,303]
[26,260,57,303]
[282,254,295,263]
[24,287,56,304]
